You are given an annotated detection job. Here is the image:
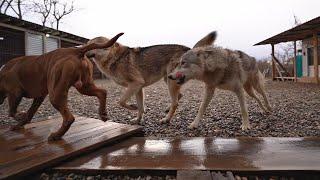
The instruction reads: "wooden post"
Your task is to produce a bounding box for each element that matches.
[293,41,297,82]
[271,44,276,80]
[313,32,319,84]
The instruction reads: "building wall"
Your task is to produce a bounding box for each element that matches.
[301,37,320,77]
[0,27,25,66]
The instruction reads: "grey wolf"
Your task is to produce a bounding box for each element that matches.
[168,32,271,130]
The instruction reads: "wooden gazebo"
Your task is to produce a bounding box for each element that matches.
[255,16,320,84]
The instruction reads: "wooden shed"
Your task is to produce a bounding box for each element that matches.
[0,14,104,79]
[255,16,320,84]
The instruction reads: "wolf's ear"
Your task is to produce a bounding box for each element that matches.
[193,31,217,48]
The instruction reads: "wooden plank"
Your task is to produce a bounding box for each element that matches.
[0,117,142,179]
[55,137,320,172]
[177,170,212,180]
[313,32,319,84]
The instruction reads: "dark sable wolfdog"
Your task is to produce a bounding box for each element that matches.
[85,32,216,124]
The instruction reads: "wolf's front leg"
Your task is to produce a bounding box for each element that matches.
[131,89,145,124]
[235,87,251,130]
[189,85,215,129]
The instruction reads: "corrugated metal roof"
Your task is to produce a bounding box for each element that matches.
[255,16,320,46]
[0,13,88,44]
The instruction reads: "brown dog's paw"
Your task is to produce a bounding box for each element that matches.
[14,111,28,122]
[99,112,108,122]
[48,133,62,141]
[10,124,24,131]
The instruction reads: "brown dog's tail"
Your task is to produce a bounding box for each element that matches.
[77,32,124,57]
[193,31,217,48]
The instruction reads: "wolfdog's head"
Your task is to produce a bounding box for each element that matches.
[168,31,217,84]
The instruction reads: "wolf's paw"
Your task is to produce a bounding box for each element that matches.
[164,105,170,113]
[129,104,138,111]
[130,117,141,124]
[240,123,251,130]
[188,121,199,129]
[160,117,170,124]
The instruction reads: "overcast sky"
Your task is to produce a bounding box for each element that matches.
[55,0,319,59]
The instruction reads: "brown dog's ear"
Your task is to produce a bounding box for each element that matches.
[193,31,217,48]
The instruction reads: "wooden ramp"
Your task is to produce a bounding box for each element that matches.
[0,116,142,179]
[55,137,320,172]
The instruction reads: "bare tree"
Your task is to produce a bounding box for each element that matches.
[0,0,14,14]
[52,0,74,30]
[33,0,53,26]
[1,0,30,19]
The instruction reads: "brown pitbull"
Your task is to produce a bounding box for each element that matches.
[0,33,123,141]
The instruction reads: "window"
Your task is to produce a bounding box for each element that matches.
[307,46,320,66]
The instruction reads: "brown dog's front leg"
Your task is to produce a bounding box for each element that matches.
[76,83,107,121]
[8,94,22,118]
[10,96,46,130]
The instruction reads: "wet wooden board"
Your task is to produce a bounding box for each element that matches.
[55,137,320,172]
[0,116,142,179]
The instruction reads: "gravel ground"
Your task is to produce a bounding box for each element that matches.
[1,79,319,137]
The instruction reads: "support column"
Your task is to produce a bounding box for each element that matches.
[313,32,319,84]
[271,44,276,80]
[293,41,297,82]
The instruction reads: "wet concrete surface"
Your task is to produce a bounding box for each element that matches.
[56,137,320,171]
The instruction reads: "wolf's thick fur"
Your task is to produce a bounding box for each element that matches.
[168,38,272,130]
[85,32,216,124]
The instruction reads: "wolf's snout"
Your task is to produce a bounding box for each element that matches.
[168,74,175,80]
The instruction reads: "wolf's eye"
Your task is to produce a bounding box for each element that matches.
[181,61,186,66]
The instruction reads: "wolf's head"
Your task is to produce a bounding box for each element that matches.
[168,31,217,84]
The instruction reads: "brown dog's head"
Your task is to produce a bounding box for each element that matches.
[168,31,217,85]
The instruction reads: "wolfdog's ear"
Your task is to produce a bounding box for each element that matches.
[193,31,217,48]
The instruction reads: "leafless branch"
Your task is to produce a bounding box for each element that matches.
[52,0,74,30]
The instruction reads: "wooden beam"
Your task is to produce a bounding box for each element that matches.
[313,32,319,84]
[271,44,276,80]
[271,54,292,76]
[293,41,297,82]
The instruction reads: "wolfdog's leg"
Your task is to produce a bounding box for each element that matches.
[235,87,251,130]
[160,80,181,123]
[132,88,145,124]
[119,82,144,111]
[253,72,272,112]
[163,76,182,113]
[188,85,215,129]
[244,84,268,113]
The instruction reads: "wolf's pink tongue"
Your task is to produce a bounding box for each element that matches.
[176,72,183,78]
